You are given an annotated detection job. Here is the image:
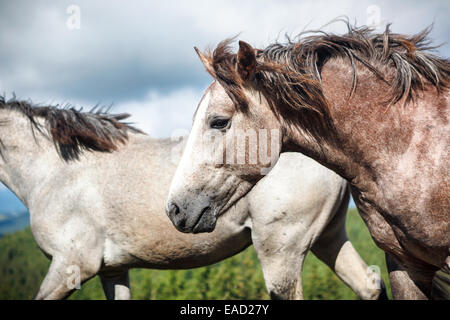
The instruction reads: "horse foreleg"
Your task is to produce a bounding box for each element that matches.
[312,238,387,299]
[34,257,74,300]
[256,250,305,300]
[311,204,387,300]
[251,223,305,299]
[34,255,99,300]
[431,256,450,300]
[99,271,131,300]
[385,253,434,300]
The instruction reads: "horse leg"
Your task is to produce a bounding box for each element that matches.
[312,239,387,300]
[34,224,104,300]
[99,271,131,300]
[385,253,434,300]
[311,200,387,300]
[251,221,305,299]
[34,255,100,300]
[431,256,450,300]
[255,248,305,300]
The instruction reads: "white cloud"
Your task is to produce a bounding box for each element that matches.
[115,86,207,137]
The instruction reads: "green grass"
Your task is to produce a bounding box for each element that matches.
[0,208,391,300]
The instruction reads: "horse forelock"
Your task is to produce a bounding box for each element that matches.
[210,38,251,113]
[0,96,144,161]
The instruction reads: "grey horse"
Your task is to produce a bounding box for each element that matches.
[0,98,386,299]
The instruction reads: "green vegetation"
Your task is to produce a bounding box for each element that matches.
[0,208,391,299]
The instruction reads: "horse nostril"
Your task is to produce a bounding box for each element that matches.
[169,203,180,216]
[201,206,211,216]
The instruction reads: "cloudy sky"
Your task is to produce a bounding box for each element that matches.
[0,0,449,210]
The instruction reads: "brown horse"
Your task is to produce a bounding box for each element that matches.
[166,22,449,299]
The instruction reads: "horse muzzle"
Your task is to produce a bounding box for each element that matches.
[166,196,217,233]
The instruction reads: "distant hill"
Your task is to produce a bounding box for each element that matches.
[0,211,30,238]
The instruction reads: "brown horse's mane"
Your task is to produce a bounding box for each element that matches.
[0,96,144,161]
[203,20,450,139]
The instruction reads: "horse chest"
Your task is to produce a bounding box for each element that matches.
[352,192,404,256]
[353,182,448,267]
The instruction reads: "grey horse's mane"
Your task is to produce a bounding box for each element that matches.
[0,96,144,161]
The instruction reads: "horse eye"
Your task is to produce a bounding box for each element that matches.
[210,118,230,130]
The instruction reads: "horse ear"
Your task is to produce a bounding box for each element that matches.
[237,40,256,82]
[194,47,215,77]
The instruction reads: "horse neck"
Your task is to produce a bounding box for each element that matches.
[0,112,63,207]
[287,56,448,192]
[283,58,401,185]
